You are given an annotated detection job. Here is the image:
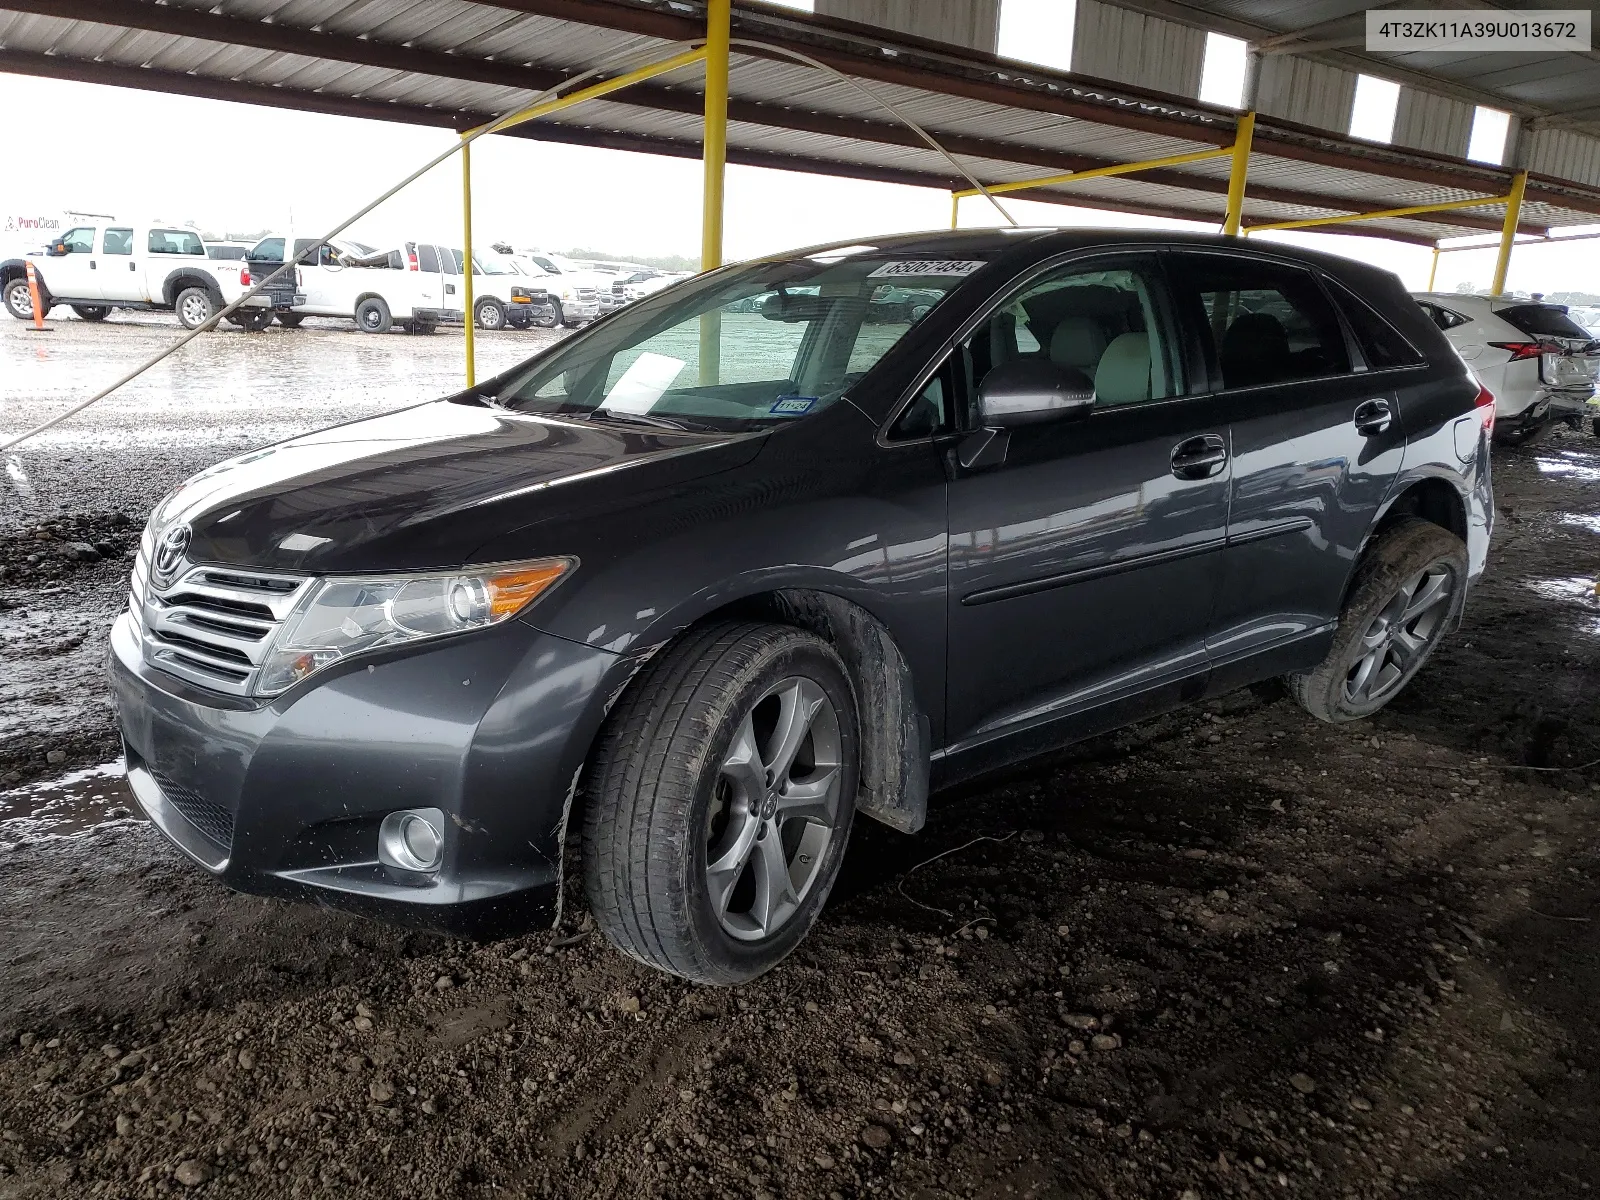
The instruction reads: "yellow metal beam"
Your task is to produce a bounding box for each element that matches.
[950,191,960,229]
[1244,193,1511,235]
[1222,111,1255,237]
[465,47,708,140]
[1490,170,1528,296]
[1426,245,1439,290]
[699,0,730,386]
[951,146,1232,201]
[462,138,475,388]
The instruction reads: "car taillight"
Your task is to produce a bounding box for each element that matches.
[1474,381,1496,434]
[407,250,418,271]
[240,266,251,287]
[1486,340,1542,361]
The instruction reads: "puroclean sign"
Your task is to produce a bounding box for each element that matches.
[3,214,63,236]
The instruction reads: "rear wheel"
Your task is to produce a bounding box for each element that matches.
[354,297,392,334]
[474,297,506,330]
[175,286,218,330]
[1592,417,1600,439]
[1287,518,1468,722]
[71,304,110,322]
[583,622,858,984]
[276,312,305,328]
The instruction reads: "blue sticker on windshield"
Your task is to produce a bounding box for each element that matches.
[770,395,818,415]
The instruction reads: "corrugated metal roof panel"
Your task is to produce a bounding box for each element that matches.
[815,0,999,54]
[1072,0,1206,100]
[1526,128,1600,191]
[1392,88,1473,160]
[1256,55,1356,132]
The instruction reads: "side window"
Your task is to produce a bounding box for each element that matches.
[60,227,94,253]
[102,228,133,255]
[417,244,440,273]
[962,260,1178,409]
[1325,279,1424,369]
[440,248,460,276]
[293,239,320,263]
[248,238,285,263]
[451,249,467,274]
[1174,255,1350,390]
[148,229,205,256]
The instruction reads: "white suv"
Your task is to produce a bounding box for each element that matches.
[1413,292,1599,443]
[3,222,295,330]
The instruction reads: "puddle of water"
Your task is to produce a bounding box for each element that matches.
[0,760,141,843]
[1560,513,1600,535]
[1522,574,1600,636]
[1534,450,1600,483]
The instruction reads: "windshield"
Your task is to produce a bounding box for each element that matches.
[495,252,989,430]
[474,255,517,275]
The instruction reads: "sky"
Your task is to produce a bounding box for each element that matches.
[0,71,1595,296]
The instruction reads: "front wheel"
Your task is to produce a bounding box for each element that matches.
[354,297,392,334]
[583,623,858,984]
[536,300,562,329]
[175,286,218,330]
[71,304,110,322]
[1287,518,1468,722]
[4,278,36,320]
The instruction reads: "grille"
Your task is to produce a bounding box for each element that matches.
[129,534,312,697]
[152,769,235,849]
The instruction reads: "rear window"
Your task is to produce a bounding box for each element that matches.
[1496,303,1591,340]
[1325,279,1425,369]
[1417,301,1470,331]
[417,244,440,273]
[148,229,205,256]
[247,238,284,262]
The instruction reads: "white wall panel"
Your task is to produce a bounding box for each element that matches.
[1392,88,1474,158]
[1526,127,1600,188]
[815,0,999,52]
[1255,55,1356,133]
[1071,0,1206,98]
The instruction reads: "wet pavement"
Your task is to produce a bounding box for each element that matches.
[0,760,136,844]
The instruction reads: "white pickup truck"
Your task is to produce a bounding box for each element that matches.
[2,221,299,330]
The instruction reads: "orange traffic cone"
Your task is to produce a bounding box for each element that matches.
[24,260,50,333]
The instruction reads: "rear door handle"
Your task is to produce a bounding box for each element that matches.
[1170,433,1228,480]
[1354,398,1393,436]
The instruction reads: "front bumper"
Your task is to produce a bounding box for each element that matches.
[109,610,624,937]
[560,299,600,320]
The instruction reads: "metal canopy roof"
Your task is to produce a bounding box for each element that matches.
[1118,0,1600,140]
[4,0,1600,247]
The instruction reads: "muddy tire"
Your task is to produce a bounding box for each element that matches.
[1592,417,1600,439]
[1287,518,1468,723]
[276,313,305,329]
[354,297,391,334]
[582,622,858,985]
[175,286,218,330]
[474,297,506,330]
[71,304,110,322]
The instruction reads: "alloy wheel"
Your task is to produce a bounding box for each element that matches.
[705,676,842,942]
[180,295,209,327]
[1344,564,1454,705]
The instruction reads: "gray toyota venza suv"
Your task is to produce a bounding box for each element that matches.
[112,230,1494,983]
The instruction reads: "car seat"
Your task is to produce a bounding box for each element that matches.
[1219,312,1292,389]
[1094,333,1153,406]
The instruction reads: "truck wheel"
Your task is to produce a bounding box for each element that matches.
[71,304,110,322]
[5,278,40,320]
[408,320,437,335]
[1593,417,1600,439]
[175,287,218,330]
[537,300,562,329]
[474,298,506,330]
[276,313,305,329]
[1286,518,1468,723]
[235,308,273,332]
[583,622,858,985]
[355,297,392,334]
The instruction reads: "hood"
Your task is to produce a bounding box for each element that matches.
[155,400,763,573]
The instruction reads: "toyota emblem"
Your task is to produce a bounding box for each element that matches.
[151,522,192,588]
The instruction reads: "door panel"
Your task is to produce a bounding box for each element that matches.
[942,253,1227,754]
[44,226,100,300]
[1165,251,1408,674]
[100,227,139,302]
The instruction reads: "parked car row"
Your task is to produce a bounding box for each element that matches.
[3,219,691,335]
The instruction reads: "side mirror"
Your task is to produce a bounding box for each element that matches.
[976,359,1095,427]
[48,242,67,256]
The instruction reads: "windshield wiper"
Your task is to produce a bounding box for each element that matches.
[587,407,690,431]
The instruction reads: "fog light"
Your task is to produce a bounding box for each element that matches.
[378,808,445,872]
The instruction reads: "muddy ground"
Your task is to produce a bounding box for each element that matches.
[1,315,1597,1200]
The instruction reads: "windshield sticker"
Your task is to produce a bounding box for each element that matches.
[770,395,818,415]
[868,260,985,279]
[604,351,685,414]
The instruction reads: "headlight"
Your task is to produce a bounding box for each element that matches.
[256,557,573,696]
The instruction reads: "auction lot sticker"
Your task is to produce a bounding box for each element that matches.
[1367,9,1589,51]
[868,260,986,278]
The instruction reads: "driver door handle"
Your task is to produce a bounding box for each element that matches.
[1171,433,1228,480]
[1354,398,1393,436]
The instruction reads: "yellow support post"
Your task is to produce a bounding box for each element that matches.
[462,138,475,388]
[1223,111,1255,236]
[1426,245,1439,290]
[699,0,730,386]
[1491,170,1528,296]
[950,192,960,229]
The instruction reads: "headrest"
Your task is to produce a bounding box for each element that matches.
[1094,333,1152,406]
[1049,317,1107,370]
